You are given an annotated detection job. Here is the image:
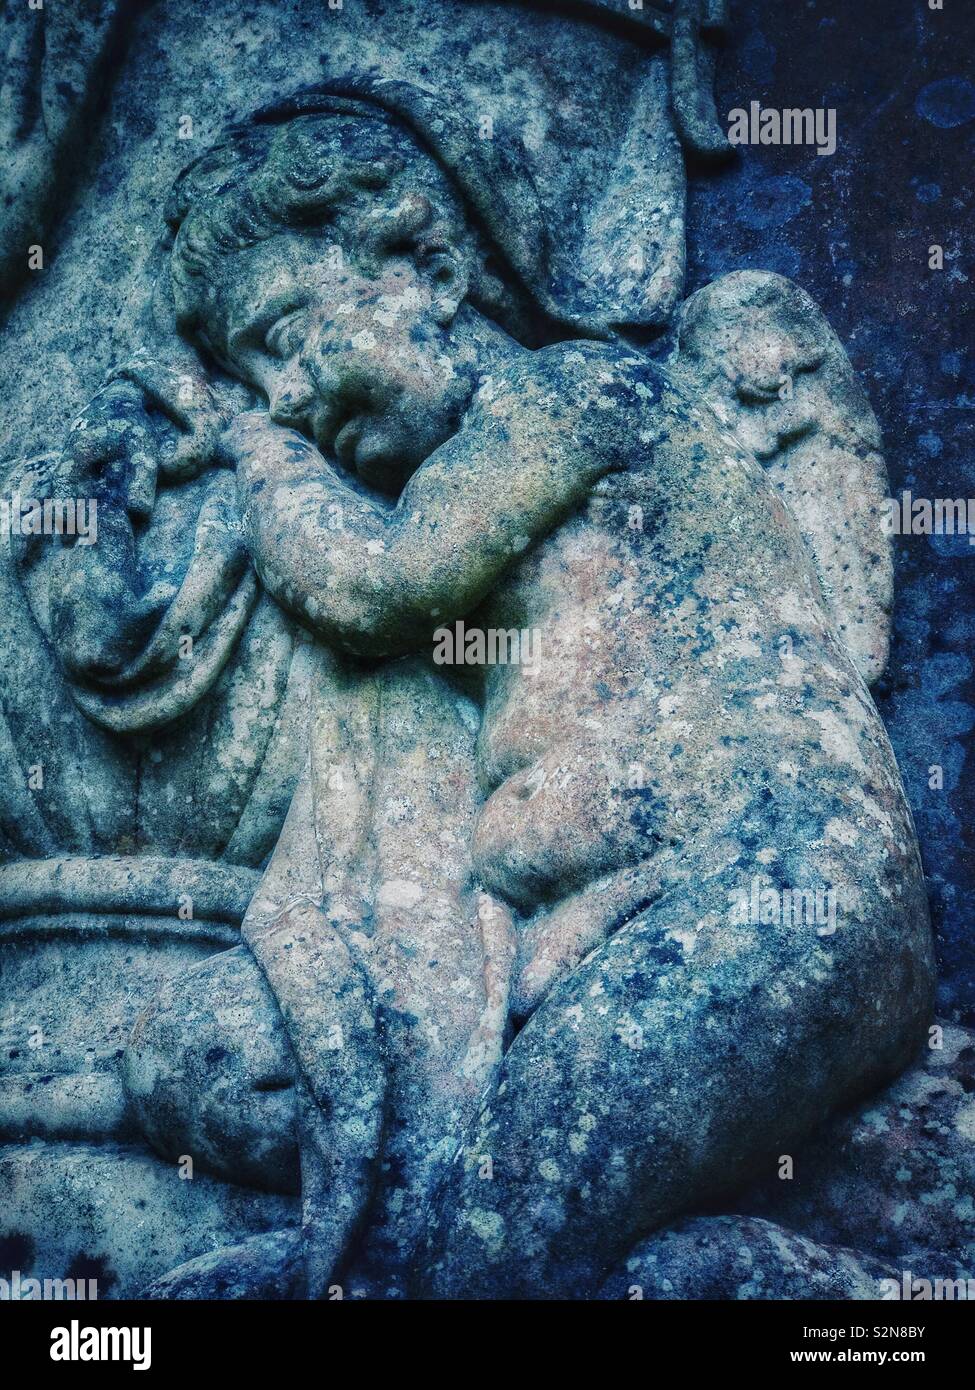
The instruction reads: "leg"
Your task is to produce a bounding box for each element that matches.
[123,944,300,1194]
[424,847,933,1298]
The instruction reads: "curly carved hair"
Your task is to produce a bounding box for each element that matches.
[166,111,529,349]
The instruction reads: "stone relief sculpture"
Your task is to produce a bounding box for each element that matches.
[0,0,135,306]
[0,0,969,1302]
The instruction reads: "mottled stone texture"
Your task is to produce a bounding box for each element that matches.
[694,0,975,1027]
[0,0,970,1300]
[0,0,131,304]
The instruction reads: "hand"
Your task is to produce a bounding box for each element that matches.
[114,352,240,485]
[59,379,164,521]
[60,354,239,522]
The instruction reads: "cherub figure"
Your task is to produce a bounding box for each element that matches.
[120,86,933,1298]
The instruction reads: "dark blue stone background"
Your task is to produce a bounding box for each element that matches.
[687,0,974,1023]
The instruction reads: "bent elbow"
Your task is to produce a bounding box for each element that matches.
[323,603,427,660]
[268,570,423,660]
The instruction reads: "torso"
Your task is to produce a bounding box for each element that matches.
[474,354,906,859]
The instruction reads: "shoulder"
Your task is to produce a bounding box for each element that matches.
[462,342,731,485]
[470,340,681,436]
[490,338,668,394]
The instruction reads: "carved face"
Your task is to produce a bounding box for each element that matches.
[207,227,472,494]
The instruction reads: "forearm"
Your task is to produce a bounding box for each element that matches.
[232,399,616,658]
[234,420,426,655]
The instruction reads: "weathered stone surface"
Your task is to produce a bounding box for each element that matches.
[0,0,966,1302]
[0,0,135,308]
[598,1027,975,1301]
[745,1022,975,1263]
[123,945,301,1195]
[597,1212,975,1301]
[0,1141,296,1299]
[141,1229,301,1301]
[596,1216,899,1301]
[677,269,893,686]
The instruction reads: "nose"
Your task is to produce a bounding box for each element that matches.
[300,337,392,452]
[304,344,381,410]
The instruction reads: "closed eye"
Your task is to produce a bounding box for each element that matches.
[264,309,307,359]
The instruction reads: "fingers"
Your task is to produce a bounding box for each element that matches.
[62,404,157,509]
[123,448,158,520]
[156,419,218,483]
[116,354,214,430]
[59,365,249,521]
[61,375,207,509]
[116,355,239,483]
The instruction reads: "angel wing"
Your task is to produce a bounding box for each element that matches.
[673,270,893,686]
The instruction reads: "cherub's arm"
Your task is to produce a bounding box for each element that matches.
[231,351,644,658]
